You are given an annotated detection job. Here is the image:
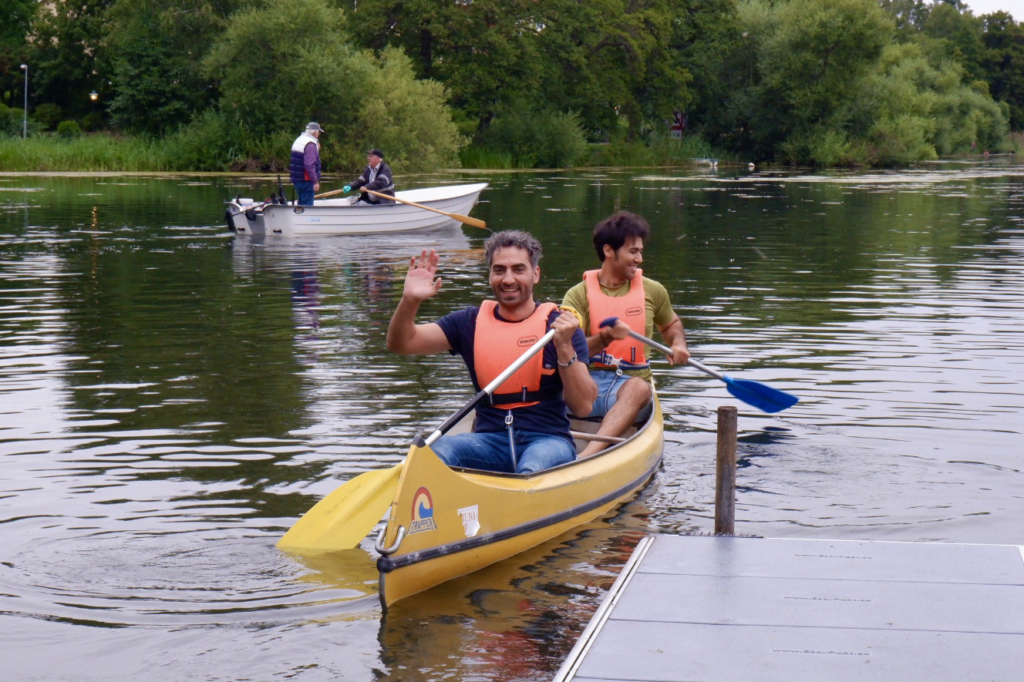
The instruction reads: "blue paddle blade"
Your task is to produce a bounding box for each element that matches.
[722,375,799,413]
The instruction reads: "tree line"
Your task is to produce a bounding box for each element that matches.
[1,0,1021,171]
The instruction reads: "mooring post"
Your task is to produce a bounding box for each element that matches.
[715,405,737,535]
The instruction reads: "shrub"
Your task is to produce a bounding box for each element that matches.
[0,103,24,138]
[32,103,63,131]
[477,105,588,168]
[56,120,82,139]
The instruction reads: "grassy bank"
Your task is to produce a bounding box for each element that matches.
[2,131,736,173]
[0,134,182,172]
[3,131,1018,173]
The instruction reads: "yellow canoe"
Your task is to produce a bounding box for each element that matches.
[374,393,664,608]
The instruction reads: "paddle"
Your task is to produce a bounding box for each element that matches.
[277,328,556,554]
[599,317,798,413]
[313,187,350,199]
[361,188,488,230]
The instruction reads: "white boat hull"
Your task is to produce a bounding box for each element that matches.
[227,182,487,237]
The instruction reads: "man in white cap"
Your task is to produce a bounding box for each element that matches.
[343,148,394,205]
[288,122,324,206]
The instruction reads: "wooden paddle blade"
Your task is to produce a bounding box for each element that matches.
[277,463,403,554]
[723,376,799,413]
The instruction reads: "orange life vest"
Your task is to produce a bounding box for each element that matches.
[584,269,649,369]
[474,300,560,408]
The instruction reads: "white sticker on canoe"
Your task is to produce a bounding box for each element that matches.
[458,505,480,537]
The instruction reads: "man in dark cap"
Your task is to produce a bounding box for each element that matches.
[288,122,324,206]
[343,149,395,205]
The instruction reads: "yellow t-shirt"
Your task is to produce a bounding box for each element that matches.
[561,275,676,379]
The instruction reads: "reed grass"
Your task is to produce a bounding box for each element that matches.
[2,131,736,173]
[458,146,516,169]
[0,134,177,172]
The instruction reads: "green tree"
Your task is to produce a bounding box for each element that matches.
[534,0,693,142]
[980,11,1024,130]
[203,0,360,137]
[338,47,466,171]
[710,0,893,161]
[354,0,545,132]
[0,0,36,49]
[105,0,246,135]
[193,0,463,171]
[918,1,986,82]
[354,0,697,144]
[25,0,114,121]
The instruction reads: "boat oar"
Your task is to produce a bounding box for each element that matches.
[599,317,798,413]
[313,187,349,199]
[277,328,556,554]
[361,188,488,230]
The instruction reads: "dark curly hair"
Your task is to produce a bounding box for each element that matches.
[592,211,650,261]
[484,230,543,268]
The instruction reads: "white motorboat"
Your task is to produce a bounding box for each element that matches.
[226,182,488,236]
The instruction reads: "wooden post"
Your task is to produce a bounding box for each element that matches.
[715,405,737,535]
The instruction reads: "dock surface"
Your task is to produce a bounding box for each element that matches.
[555,535,1024,682]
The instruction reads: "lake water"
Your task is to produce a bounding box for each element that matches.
[1,163,1022,681]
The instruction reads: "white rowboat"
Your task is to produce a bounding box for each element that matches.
[226,182,488,236]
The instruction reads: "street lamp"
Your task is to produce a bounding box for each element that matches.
[19,64,28,139]
[90,91,98,102]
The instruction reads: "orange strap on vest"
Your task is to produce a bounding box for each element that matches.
[584,269,648,369]
[474,301,560,408]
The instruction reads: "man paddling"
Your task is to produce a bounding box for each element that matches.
[343,148,395,205]
[387,231,596,474]
[561,211,689,458]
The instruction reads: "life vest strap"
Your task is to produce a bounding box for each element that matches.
[593,350,650,371]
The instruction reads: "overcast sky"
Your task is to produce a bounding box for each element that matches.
[962,0,1019,20]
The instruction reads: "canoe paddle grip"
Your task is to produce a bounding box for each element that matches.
[423,329,557,447]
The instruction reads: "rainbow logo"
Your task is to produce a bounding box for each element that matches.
[409,487,437,534]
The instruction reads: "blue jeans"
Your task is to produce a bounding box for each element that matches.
[589,369,630,418]
[587,369,654,421]
[293,180,314,206]
[432,430,576,474]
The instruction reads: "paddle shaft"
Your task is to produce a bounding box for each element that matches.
[313,187,348,199]
[424,329,556,446]
[622,329,724,379]
[622,327,798,413]
[362,188,487,230]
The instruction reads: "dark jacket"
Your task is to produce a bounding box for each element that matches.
[350,162,394,203]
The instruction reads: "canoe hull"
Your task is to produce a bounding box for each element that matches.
[227,182,487,236]
[376,395,664,608]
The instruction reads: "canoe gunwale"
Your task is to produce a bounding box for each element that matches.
[376,455,661,574]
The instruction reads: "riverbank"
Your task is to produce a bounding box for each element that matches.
[2,131,1020,173]
[0,132,726,173]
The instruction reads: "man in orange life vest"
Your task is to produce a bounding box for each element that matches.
[561,211,689,458]
[386,230,596,473]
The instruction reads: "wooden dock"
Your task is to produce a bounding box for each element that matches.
[554,535,1024,682]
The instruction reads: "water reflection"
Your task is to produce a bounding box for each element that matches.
[1,166,1023,681]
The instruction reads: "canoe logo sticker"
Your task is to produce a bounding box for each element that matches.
[517,335,538,347]
[625,306,643,317]
[458,505,480,537]
[409,487,437,535]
